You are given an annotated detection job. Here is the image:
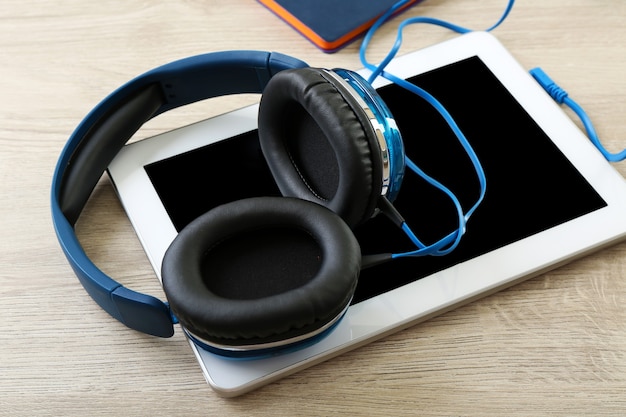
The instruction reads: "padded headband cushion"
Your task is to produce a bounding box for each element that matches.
[161,196,361,346]
[57,51,309,226]
[257,68,384,228]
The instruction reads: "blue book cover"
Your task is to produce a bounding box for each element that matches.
[258,0,423,53]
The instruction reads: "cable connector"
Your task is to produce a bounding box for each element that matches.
[529,66,625,163]
[530,67,568,104]
[377,196,405,228]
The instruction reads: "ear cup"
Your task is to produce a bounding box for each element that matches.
[161,196,361,349]
[257,68,385,228]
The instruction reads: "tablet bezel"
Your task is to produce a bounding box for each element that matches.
[107,31,626,396]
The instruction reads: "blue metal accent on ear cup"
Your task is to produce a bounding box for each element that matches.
[183,302,350,359]
[331,68,405,202]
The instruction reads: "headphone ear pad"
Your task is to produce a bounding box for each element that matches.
[161,196,361,349]
[258,68,384,228]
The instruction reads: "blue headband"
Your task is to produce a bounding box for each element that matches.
[51,51,308,337]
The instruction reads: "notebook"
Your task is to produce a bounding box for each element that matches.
[257,0,423,52]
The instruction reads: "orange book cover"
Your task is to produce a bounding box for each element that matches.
[258,0,422,53]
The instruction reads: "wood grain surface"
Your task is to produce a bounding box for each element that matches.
[1,0,625,415]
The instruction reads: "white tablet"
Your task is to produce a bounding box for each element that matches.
[108,31,626,397]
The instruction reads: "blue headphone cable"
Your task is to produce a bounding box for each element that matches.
[360,0,515,258]
[530,67,626,163]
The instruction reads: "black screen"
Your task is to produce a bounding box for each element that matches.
[145,56,606,304]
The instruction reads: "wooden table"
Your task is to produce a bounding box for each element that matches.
[2,0,625,415]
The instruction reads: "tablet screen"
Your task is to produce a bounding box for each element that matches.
[144,56,606,304]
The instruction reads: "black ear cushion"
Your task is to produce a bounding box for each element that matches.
[258,68,383,228]
[161,196,361,347]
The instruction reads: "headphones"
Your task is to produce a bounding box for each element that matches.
[51,51,407,356]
